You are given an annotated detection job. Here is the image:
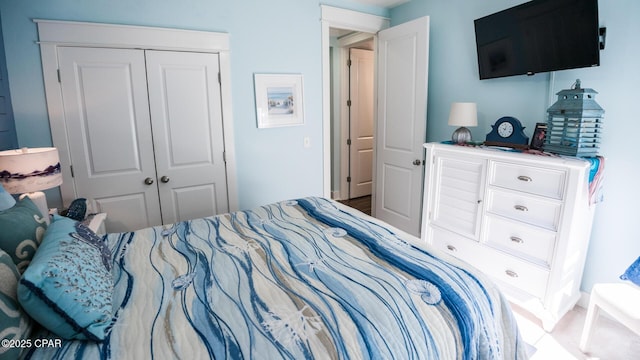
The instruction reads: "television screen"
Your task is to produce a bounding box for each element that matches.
[474,0,600,80]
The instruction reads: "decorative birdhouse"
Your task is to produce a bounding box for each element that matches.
[544,79,604,156]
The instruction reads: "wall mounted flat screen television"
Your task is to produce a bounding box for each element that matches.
[474,0,600,80]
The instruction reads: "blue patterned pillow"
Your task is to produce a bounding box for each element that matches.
[0,196,47,272]
[620,256,640,286]
[17,215,113,341]
[0,248,32,360]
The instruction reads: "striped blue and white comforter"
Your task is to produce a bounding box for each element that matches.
[28,197,527,359]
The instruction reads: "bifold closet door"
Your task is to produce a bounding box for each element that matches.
[58,47,162,232]
[145,50,229,224]
[58,47,229,232]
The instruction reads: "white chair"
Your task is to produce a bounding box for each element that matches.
[579,282,640,352]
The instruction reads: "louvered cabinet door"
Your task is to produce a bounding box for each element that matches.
[427,153,486,241]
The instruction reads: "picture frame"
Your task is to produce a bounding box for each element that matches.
[254,74,304,128]
[530,122,547,150]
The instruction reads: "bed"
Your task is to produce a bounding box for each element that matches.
[3,196,528,359]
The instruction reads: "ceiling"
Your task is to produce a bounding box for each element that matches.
[351,0,410,8]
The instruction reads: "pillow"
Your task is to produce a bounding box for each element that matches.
[17,215,113,341]
[0,196,47,272]
[0,248,32,360]
[620,256,640,286]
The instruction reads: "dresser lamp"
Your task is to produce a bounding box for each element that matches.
[448,102,478,144]
[0,147,62,223]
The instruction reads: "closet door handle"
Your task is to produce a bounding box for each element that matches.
[160,176,170,183]
[144,177,154,185]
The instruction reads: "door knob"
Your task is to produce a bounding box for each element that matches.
[413,159,422,166]
[160,176,170,183]
[144,177,154,185]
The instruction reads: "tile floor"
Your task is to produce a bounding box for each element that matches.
[513,303,640,359]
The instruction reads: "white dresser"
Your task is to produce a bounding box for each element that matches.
[421,142,595,331]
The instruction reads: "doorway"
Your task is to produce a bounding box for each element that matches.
[321,7,430,237]
[329,30,375,215]
[320,6,389,208]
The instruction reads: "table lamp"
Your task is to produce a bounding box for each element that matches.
[0,147,62,223]
[448,102,478,144]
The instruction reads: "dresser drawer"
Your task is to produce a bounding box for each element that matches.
[482,250,550,299]
[484,215,556,268]
[429,226,480,266]
[486,189,562,231]
[489,161,566,200]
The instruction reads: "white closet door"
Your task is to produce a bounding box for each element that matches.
[145,50,229,224]
[58,47,162,232]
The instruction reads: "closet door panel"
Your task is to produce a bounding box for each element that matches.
[58,47,162,232]
[145,50,229,224]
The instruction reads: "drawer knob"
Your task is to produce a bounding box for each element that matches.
[446,245,457,252]
[505,269,519,278]
[510,236,524,244]
[514,205,528,212]
[517,175,533,182]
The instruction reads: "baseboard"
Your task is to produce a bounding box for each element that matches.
[577,290,590,309]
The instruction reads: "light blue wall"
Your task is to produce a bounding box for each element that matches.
[391,0,640,293]
[391,1,550,143]
[0,0,386,211]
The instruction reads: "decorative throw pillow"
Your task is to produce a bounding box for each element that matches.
[0,248,32,360]
[0,196,47,272]
[620,256,640,286]
[17,215,113,341]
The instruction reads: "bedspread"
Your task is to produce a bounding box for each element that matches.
[26,197,527,359]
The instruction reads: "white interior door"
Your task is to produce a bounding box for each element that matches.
[348,48,374,199]
[374,16,430,237]
[145,50,229,224]
[58,47,162,232]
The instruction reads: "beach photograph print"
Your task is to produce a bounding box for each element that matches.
[267,87,295,116]
[255,74,304,128]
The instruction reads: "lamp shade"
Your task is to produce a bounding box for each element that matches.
[0,147,62,194]
[448,102,478,127]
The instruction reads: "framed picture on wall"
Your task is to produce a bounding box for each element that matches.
[254,74,304,128]
[530,122,547,150]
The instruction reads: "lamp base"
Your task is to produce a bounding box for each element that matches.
[19,192,50,224]
[452,127,472,144]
